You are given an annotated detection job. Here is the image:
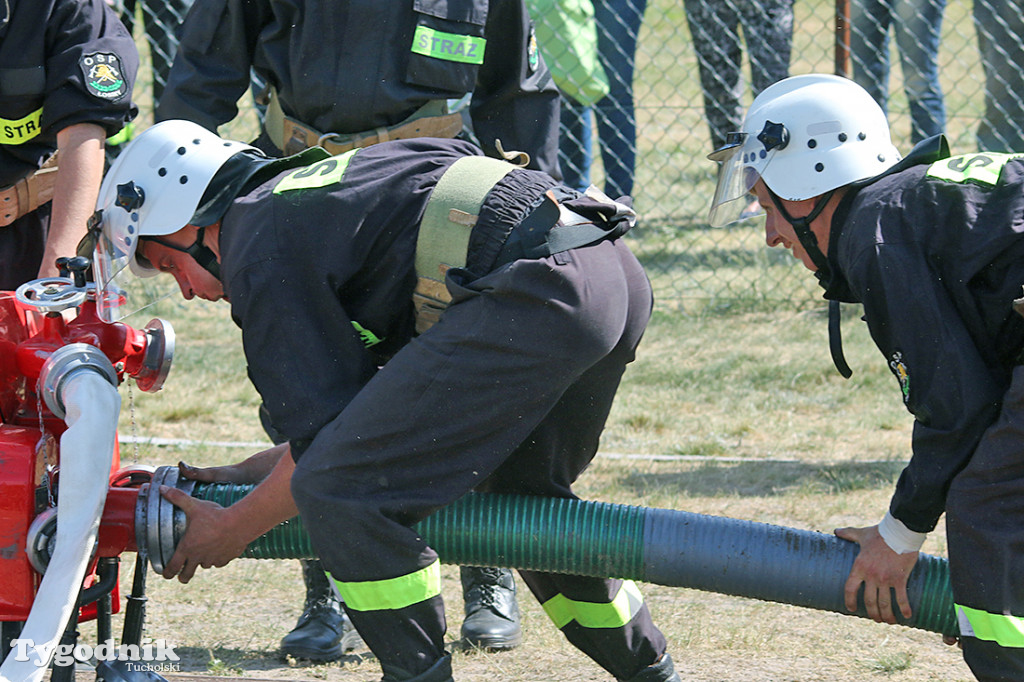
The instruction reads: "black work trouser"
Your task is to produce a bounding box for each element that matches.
[0,205,48,291]
[946,364,1024,680]
[291,238,666,681]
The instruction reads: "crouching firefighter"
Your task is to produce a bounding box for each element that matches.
[87,119,681,682]
[708,73,1024,681]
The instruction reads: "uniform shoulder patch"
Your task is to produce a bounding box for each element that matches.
[80,52,128,100]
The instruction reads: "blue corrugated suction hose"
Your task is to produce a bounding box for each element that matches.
[186,482,956,636]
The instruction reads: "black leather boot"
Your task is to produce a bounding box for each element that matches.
[459,566,522,650]
[622,653,682,682]
[280,559,363,660]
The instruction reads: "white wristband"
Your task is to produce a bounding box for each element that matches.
[878,511,927,554]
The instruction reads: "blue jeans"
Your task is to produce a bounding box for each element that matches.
[973,0,1024,152]
[559,0,647,199]
[850,0,946,143]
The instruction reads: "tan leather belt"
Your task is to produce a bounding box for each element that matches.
[265,88,463,156]
[0,153,58,227]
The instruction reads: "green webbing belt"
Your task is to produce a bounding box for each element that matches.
[416,155,517,279]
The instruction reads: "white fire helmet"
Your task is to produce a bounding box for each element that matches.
[92,120,254,321]
[707,74,901,227]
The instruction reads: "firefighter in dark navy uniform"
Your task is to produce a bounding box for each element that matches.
[155,0,561,178]
[89,119,681,682]
[154,0,561,655]
[709,73,1024,681]
[0,0,137,290]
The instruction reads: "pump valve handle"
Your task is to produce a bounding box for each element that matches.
[15,276,87,313]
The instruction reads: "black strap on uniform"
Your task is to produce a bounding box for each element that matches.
[146,227,221,281]
[767,188,853,378]
[494,189,633,268]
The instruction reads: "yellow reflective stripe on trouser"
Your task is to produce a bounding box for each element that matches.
[542,580,644,629]
[332,560,441,612]
[0,107,44,145]
[956,604,1024,647]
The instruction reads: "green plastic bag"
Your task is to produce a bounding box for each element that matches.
[528,0,610,106]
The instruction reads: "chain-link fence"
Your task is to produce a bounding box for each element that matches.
[115,0,1020,311]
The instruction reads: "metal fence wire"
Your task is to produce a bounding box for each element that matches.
[113,0,1022,312]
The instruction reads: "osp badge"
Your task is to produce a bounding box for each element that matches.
[80,52,127,100]
[889,351,910,404]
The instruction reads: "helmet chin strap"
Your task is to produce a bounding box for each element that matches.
[766,189,853,379]
[146,227,222,281]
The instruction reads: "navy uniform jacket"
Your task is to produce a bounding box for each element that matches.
[826,148,1024,533]
[220,138,478,459]
[156,0,561,176]
[217,137,617,463]
[0,0,137,185]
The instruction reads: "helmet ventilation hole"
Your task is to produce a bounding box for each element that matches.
[807,139,817,148]
[858,132,867,140]
[814,163,824,172]
[158,168,167,177]
[179,176,188,184]
[838,133,848,142]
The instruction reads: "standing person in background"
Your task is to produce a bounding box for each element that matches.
[972,0,1024,152]
[0,0,137,289]
[684,0,792,152]
[155,0,563,660]
[558,0,647,200]
[156,0,560,177]
[849,0,946,143]
[113,0,194,104]
[686,0,792,221]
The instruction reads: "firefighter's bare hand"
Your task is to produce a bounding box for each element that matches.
[835,524,918,625]
[158,485,248,584]
[177,459,255,484]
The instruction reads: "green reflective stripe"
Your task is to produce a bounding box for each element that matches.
[351,321,383,347]
[411,26,486,65]
[273,149,359,194]
[0,106,44,145]
[333,560,441,612]
[106,121,135,147]
[956,604,1024,647]
[542,580,644,630]
[926,152,1024,186]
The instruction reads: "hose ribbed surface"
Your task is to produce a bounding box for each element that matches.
[192,484,647,575]
[642,508,957,636]
[420,493,647,577]
[189,483,957,636]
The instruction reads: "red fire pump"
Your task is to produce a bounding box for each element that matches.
[0,257,174,681]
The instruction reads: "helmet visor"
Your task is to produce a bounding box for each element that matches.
[93,219,134,322]
[92,211,171,323]
[707,133,776,227]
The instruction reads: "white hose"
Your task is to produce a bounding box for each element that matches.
[0,370,120,682]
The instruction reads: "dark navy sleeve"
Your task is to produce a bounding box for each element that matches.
[42,0,138,136]
[469,0,561,178]
[845,237,1006,532]
[155,0,269,129]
